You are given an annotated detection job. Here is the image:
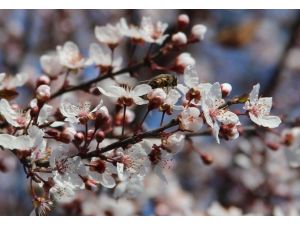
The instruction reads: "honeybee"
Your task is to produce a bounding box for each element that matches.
[147,74,177,90]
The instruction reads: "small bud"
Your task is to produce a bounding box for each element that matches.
[36,84,51,102]
[95,130,105,143]
[74,132,85,145]
[36,75,51,86]
[147,88,167,110]
[171,32,188,46]
[200,152,213,165]
[87,129,95,141]
[221,83,232,98]
[191,24,207,41]
[30,106,39,118]
[177,14,190,29]
[266,142,279,151]
[173,53,196,74]
[58,131,72,144]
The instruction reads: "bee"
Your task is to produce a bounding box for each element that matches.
[147,74,177,90]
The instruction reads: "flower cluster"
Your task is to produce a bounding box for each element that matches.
[0,14,284,216]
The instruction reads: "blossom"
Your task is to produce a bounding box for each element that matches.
[86,43,122,70]
[60,99,107,124]
[140,17,169,45]
[116,142,151,178]
[50,176,78,203]
[50,147,84,189]
[191,24,207,41]
[244,84,281,128]
[162,133,185,153]
[57,41,85,70]
[40,52,64,77]
[202,82,240,143]
[0,99,30,127]
[177,65,211,105]
[98,84,152,106]
[0,72,29,90]
[95,24,123,47]
[84,158,117,188]
[117,18,147,44]
[179,107,203,132]
[142,139,174,182]
[0,126,44,151]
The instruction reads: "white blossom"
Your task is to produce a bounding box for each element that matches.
[40,52,64,77]
[140,17,169,45]
[0,72,29,90]
[202,82,240,143]
[163,133,185,153]
[98,84,152,106]
[0,99,30,127]
[244,84,281,128]
[57,41,85,70]
[172,32,188,45]
[84,158,117,188]
[95,24,123,46]
[60,99,107,124]
[179,107,203,132]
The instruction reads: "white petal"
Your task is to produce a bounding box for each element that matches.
[260,115,281,128]
[38,104,53,125]
[133,96,148,105]
[165,89,181,105]
[0,134,33,150]
[100,173,116,188]
[0,99,20,127]
[132,84,152,96]
[98,86,125,98]
[249,84,260,104]
[184,65,199,88]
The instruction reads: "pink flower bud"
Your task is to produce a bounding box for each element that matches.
[174,53,196,73]
[191,24,207,41]
[171,32,188,46]
[74,132,85,144]
[37,75,50,86]
[95,130,105,143]
[147,88,167,110]
[221,83,232,98]
[177,14,190,29]
[200,152,213,165]
[36,84,51,102]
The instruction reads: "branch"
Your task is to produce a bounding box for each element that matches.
[80,119,179,159]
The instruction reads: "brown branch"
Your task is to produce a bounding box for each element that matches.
[80,119,179,159]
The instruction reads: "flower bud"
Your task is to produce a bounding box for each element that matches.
[36,84,51,102]
[177,14,190,29]
[74,132,85,145]
[171,32,188,46]
[36,75,51,86]
[57,131,72,144]
[266,142,279,151]
[30,106,39,118]
[200,152,213,165]
[221,83,232,98]
[173,53,196,74]
[95,130,105,143]
[147,88,167,110]
[191,24,207,41]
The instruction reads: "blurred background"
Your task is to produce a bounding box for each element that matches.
[1,9,300,216]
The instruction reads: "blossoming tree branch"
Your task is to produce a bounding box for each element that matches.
[0,14,285,215]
